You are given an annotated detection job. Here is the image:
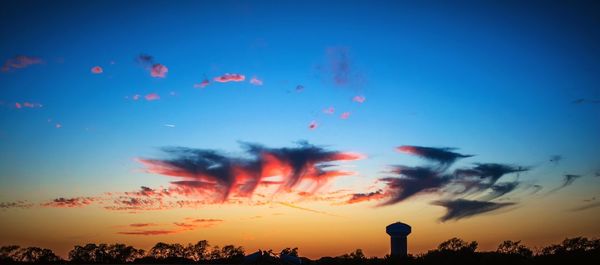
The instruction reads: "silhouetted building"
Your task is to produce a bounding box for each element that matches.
[386,222,411,257]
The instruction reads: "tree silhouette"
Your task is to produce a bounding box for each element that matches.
[497,240,533,257]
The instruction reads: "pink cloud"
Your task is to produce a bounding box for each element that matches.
[340,112,351,119]
[323,107,335,115]
[194,79,210,89]
[132,94,141,101]
[15,102,21,109]
[150,64,168,78]
[352,95,366,103]
[41,197,96,208]
[309,121,318,130]
[15,102,42,109]
[91,66,103,74]
[1,55,43,72]
[250,77,263,86]
[145,93,160,101]
[214,73,245,82]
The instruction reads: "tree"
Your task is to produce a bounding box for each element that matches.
[209,245,222,260]
[438,237,478,252]
[185,240,210,261]
[497,240,533,257]
[148,242,185,259]
[12,247,61,263]
[280,247,299,257]
[0,245,20,262]
[221,245,245,259]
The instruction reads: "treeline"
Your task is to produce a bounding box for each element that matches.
[1,237,599,264]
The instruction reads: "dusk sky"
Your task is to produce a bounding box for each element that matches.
[1,0,599,259]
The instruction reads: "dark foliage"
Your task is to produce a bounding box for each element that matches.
[1,237,599,264]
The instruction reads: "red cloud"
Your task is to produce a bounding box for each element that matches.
[214,73,245,82]
[145,93,160,101]
[194,79,210,89]
[117,230,178,236]
[309,121,318,130]
[91,66,103,74]
[346,190,385,204]
[250,77,263,86]
[150,64,168,78]
[323,107,335,114]
[352,95,366,103]
[41,197,96,208]
[340,112,350,119]
[1,55,43,72]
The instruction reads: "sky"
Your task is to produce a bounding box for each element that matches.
[0,0,599,259]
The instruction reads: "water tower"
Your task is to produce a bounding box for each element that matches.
[386,222,411,257]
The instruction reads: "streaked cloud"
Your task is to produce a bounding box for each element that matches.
[433,199,515,222]
[1,55,43,72]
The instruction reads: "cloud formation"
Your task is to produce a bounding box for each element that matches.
[137,141,363,201]
[250,77,263,86]
[145,93,160,101]
[379,166,452,205]
[41,197,96,208]
[0,200,34,209]
[1,55,43,72]
[91,66,103,74]
[549,174,582,193]
[346,190,384,204]
[433,199,515,222]
[397,146,472,169]
[194,79,210,89]
[136,54,168,78]
[352,95,366,103]
[214,73,245,82]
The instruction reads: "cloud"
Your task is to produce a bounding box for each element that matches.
[396,146,472,169]
[250,77,263,86]
[295,85,304,92]
[129,223,158,227]
[15,102,42,109]
[91,66,103,74]
[571,202,600,212]
[549,174,583,193]
[136,54,167,78]
[379,166,452,206]
[346,190,385,204]
[0,200,34,209]
[323,107,335,114]
[194,79,210,89]
[150,64,168,78]
[571,98,600,104]
[1,55,43,72]
[340,112,351,119]
[433,199,515,221]
[482,181,520,200]
[549,155,562,165]
[454,163,528,192]
[352,95,366,103]
[41,197,96,208]
[117,230,178,236]
[214,73,245,82]
[145,93,160,101]
[137,141,363,201]
[276,202,339,217]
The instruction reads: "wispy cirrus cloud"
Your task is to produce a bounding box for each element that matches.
[1,55,43,72]
[433,199,516,221]
[396,146,473,170]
